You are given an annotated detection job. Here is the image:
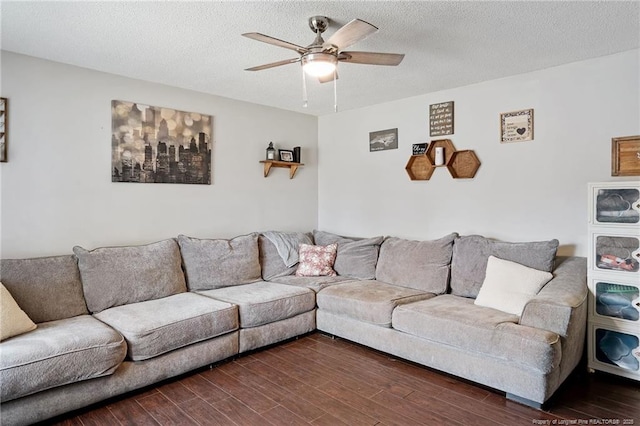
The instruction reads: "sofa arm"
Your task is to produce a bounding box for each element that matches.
[519,256,588,337]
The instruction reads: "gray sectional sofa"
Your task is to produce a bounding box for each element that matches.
[0,230,588,425]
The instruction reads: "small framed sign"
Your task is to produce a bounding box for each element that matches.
[429,101,454,136]
[500,109,534,143]
[612,135,640,176]
[412,143,428,155]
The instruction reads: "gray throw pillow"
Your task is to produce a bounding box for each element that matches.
[0,255,88,323]
[375,233,458,294]
[178,233,261,291]
[313,230,384,280]
[259,232,313,280]
[450,235,559,298]
[73,239,186,313]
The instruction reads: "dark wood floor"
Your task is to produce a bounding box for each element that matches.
[50,332,639,426]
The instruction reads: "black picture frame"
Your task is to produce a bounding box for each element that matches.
[279,149,294,162]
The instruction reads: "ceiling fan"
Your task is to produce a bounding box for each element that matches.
[242,16,405,83]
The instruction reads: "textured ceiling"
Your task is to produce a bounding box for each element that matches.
[1,1,639,116]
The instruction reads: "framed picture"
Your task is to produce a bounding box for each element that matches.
[111,100,212,184]
[279,149,294,162]
[369,128,398,152]
[500,109,534,143]
[0,97,7,162]
[612,135,640,177]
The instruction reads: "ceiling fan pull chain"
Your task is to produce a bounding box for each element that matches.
[302,67,308,108]
[333,69,338,112]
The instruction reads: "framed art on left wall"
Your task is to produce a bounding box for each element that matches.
[111,100,213,184]
[1,97,7,162]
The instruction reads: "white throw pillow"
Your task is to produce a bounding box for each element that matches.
[0,282,37,341]
[474,256,553,316]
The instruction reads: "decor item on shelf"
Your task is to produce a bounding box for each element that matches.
[426,139,455,166]
[369,128,398,152]
[434,146,445,166]
[242,16,404,112]
[500,108,534,143]
[279,149,294,162]
[0,97,6,163]
[429,101,454,136]
[412,143,428,155]
[611,135,640,177]
[293,146,301,163]
[266,142,276,160]
[111,100,212,185]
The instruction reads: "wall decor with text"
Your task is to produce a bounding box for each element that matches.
[429,101,454,136]
[500,108,534,143]
[111,100,212,184]
[412,143,428,155]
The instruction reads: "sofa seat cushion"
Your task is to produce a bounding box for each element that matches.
[392,295,561,373]
[317,280,434,327]
[198,281,315,328]
[0,315,126,401]
[268,275,355,293]
[94,293,237,361]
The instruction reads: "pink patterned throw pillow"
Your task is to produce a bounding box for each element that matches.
[295,243,338,277]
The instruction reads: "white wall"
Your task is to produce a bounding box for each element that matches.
[318,50,640,256]
[0,52,318,258]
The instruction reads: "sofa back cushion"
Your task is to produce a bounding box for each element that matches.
[178,233,261,291]
[450,235,559,298]
[313,230,384,280]
[375,233,458,294]
[73,239,186,313]
[1,282,37,341]
[0,255,88,323]
[259,232,313,280]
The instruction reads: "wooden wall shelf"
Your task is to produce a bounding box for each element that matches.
[405,139,481,180]
[447,150,481,179]
[426,139,456,167]
[259,160,304,179]
[405,154,435,180]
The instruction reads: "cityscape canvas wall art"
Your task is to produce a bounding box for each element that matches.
[112,100,212,184]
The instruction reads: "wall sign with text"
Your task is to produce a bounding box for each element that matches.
[500,109,534,143]
[429,101,454,137]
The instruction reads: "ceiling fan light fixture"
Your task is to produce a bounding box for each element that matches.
[301,52,337,77]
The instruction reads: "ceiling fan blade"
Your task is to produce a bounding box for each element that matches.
[318,72,338,84]
[245,58,301,71]
[324,19,378,51]
[339,51,405,66]
[242,32,308,54]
